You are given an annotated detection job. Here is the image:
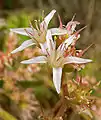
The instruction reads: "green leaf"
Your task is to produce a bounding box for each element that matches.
[0,80,4,88]
[17,80,44,88]
[63,65,74,73]
[0,108,17,120]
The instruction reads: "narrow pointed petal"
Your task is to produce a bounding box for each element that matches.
[58,14,63,28]
[53,67,62,94]
[43,9,56,27]
[74,26,87,37]
[64,35,76,48]
[46,30,55,54]
[10,28,34,36]
[50,28,67,35]
[57,34,76,52]
[40,42,48,54]
[64,56,92,64]
[66,21,80,32]
[11,39,35,54]
[57,43,66,53]
[21,56,47,64]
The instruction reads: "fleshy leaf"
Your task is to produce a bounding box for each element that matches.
[0,108,17,120]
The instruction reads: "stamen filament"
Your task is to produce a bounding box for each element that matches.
[34,20,40,31]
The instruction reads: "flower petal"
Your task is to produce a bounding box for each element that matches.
[57,35,76,52]
[57,43,66,53]
[53,67,62,94]
[64,35,76,48]
[50,28,67,35]
[21,56,47,64]
[40,42,48,54]
[64,56,92,64]
[11,39,35,54]
[43,9,56,27]
[66,21,80,32]
[10,28,34,36]
[46,30,56,54]
[58,14,63,28]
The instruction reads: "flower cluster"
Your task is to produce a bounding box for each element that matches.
[11,10,92,94]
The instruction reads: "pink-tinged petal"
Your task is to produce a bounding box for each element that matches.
[74,26,87,37]
[64,56,92,64]
[57,43,66,53]
[21,56,47,64]
[64,35,76,48]
[50,28,67,35]
[10,28,34,36]
[40,42,48,54]
[66,21,80,31]
[46,30,55,54]
[66,19,80,35]
[57,35,76,52]
[11,39,35,54]
[53,67,62,94]
[42,9,56,27]
[58,14,63,28]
